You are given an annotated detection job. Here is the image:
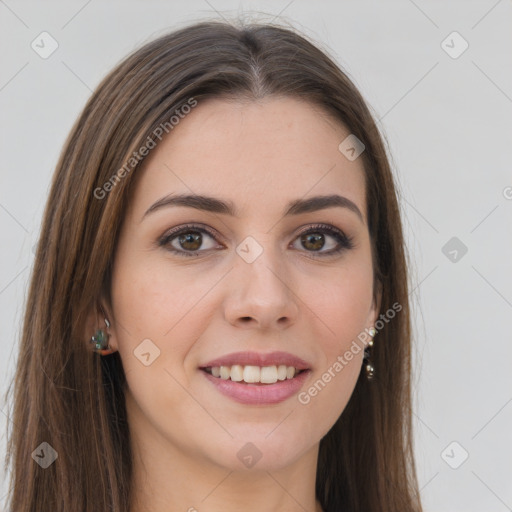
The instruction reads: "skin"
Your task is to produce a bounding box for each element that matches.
[91,96,381,512]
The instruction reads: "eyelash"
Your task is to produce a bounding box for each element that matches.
[158,223,355,259]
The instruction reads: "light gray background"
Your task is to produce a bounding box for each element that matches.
[1,1,511,511]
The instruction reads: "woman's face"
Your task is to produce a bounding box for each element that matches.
[107,97,380,472]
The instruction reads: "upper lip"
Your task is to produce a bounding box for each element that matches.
[200,351,311,370]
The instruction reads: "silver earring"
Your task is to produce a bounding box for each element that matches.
[364,327,376,380]
[90,317,114,355]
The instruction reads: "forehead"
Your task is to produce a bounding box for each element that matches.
[133,97,367,222]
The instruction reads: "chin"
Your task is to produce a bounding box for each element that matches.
[201,430,318,473]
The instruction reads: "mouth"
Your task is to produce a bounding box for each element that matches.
[199,351,312,405]
[201,365,308,385]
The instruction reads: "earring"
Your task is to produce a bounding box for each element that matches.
[364,327,376,380]
[90,316,115,355]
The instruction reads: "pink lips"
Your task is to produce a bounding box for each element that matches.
[199,351,312,405]
[202,370,310,405]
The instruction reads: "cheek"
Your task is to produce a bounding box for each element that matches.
[110,253,222,374]
[298,354,361,435]
[297,291,367,432]
[297,260,372,415]
[112,251,196,335]
[307,256,374,348]
[109,254,209,425]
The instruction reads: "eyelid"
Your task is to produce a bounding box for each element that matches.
[158,223,225,249]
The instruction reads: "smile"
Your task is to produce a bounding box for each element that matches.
[203,364,306,384]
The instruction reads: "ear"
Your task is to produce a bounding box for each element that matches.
[367,278,383,330]
[84,298,118,354]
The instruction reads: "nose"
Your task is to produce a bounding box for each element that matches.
[223,244,300,331]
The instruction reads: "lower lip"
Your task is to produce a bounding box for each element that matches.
[201,369,311,405]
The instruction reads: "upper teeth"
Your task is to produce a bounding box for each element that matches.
[209,365,298,384]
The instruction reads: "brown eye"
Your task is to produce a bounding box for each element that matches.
[300,232,326,251]
[177,231,203,251]
[159,223,354,259]
[159,224,221,257]
[292,224,354,257]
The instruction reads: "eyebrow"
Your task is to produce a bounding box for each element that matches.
[142,193,364,223]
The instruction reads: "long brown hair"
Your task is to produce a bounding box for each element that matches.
[4,19,422,512]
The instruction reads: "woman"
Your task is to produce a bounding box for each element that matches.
[4,19,423,512]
